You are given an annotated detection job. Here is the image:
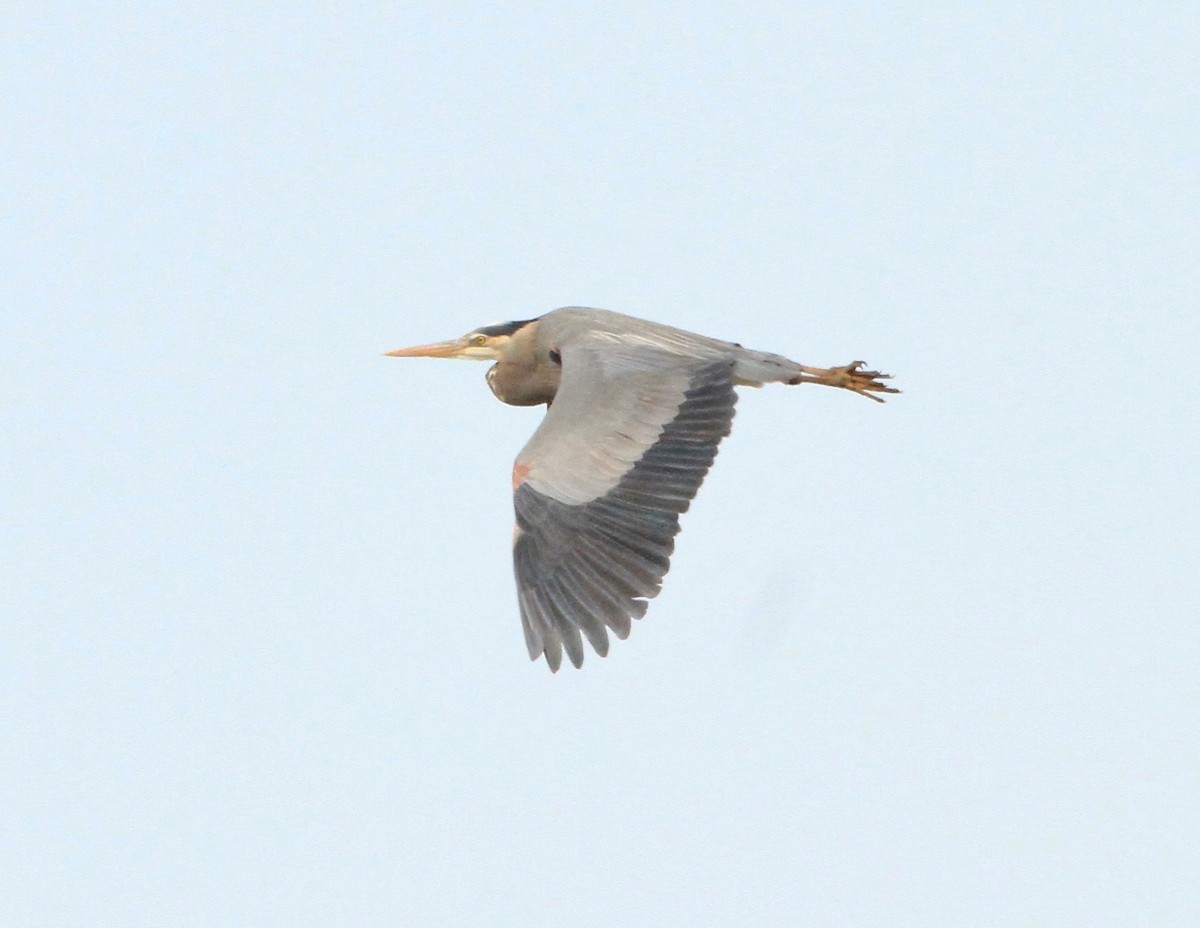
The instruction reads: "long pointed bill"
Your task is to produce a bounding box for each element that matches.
[383,338,467,359]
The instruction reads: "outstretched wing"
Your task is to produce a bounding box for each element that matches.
[511,340,737,671]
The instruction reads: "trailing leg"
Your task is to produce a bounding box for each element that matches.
[787,361,898,402]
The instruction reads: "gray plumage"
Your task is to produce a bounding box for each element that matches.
[386,306,897,671]
[514,359,736,670]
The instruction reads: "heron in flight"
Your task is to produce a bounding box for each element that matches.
[387,307,896,671]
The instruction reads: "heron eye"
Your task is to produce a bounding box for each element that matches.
[472,335,487,347]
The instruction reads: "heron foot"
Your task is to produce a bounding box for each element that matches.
[789,361,899,402]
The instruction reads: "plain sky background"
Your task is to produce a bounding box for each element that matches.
[4,3,1198,926]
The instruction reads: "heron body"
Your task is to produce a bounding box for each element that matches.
[387,307,896,671]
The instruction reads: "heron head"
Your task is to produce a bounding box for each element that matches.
[385,319,538,362]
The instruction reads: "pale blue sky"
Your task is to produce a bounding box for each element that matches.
[4,3,1198,926]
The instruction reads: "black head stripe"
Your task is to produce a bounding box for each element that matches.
[476,318,537,338]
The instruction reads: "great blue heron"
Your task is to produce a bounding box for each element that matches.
[387,307,896,671]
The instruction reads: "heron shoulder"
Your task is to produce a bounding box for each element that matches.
[539,307,738,365]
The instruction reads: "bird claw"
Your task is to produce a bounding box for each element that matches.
[829,361,899,402]
[788,362,899,401]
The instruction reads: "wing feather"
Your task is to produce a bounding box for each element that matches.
[546,574,612,658]
[512,352,736,670]
[560,561,635,640]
